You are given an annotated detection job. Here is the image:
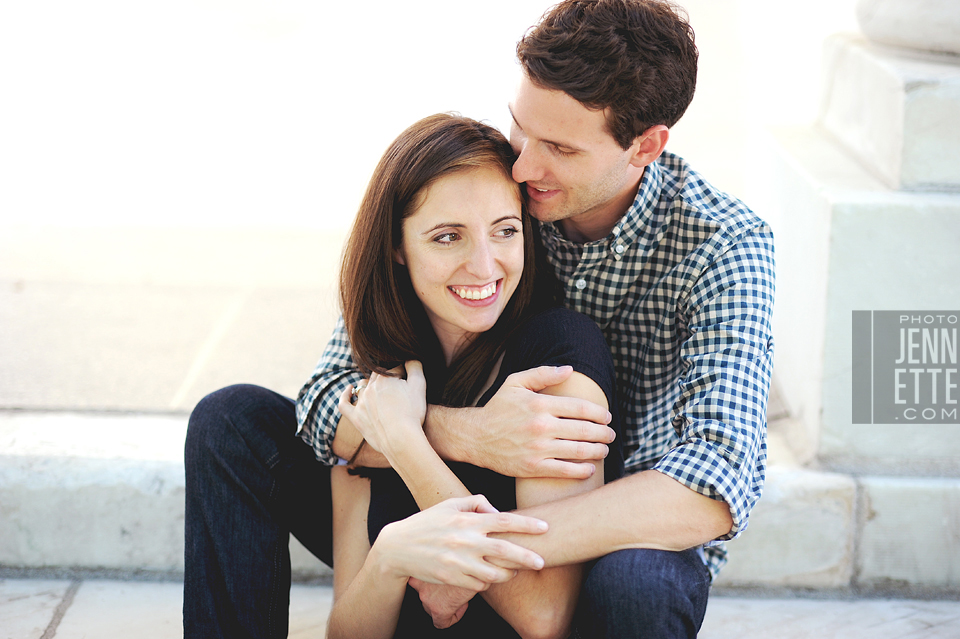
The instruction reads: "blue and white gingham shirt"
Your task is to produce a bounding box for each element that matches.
[297,150,775,578]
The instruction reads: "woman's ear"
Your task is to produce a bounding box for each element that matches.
[394,247,406,266]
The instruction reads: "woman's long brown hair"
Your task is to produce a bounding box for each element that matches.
[339,113,557,407]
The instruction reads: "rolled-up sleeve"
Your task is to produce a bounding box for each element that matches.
[296,316,365,466]
[653,226,775,542]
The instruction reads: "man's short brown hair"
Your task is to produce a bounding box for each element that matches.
[517,0,698,149]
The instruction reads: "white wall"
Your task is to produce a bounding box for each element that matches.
[0,0,857,230]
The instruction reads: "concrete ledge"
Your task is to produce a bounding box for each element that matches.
[857,476,960,592]
[820,34,960,191]
[2,412,957,593]
[757,125,960,475]
[717,467,856,589]
[0,412,329,579]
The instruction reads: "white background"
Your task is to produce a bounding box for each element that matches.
[0,0,858,230]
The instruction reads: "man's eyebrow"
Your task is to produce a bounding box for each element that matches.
[507,105,584,153]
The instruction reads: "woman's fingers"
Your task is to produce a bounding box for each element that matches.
[483,510,549,535]
[338,385,355,414]
[378,497,548,589]
[480,537,545,572]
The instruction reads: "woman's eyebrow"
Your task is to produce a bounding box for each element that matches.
[419,216,520,236]
[420,222,466,236]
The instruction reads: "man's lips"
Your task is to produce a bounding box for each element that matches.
[525,183,560,202]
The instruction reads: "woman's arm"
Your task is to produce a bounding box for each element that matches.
[341,362,608,639]
[327,466,406,639]
[327,467,549,639]
[473,371,607,639]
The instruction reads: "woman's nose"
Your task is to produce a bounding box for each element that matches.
[465,241,496,279]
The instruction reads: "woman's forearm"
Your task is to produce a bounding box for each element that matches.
[327,545,409,639]
[474,475,601,638]
[387,434,471,508]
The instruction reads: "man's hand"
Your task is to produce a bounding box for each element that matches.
[408,579,477,629]
[431,365,615,479]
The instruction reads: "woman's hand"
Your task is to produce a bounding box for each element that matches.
[372,494,548,592]
[338,360,428,462]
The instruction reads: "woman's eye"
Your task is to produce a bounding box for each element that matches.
[434,232,460,244]
[497,226,519,238]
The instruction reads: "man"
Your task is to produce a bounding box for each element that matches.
[185,1,774,637]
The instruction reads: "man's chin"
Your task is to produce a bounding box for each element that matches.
[527,201,567,224]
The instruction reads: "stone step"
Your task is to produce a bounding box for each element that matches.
[2,412,958,596]
[0,412,327,580]
[819,33,960,191]
[751,125,960,473]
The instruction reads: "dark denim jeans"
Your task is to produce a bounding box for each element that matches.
[183,384,333,639]
[183,384,711,639]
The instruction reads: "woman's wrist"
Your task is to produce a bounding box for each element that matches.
[369,527,414,584]
[380,419,433,469]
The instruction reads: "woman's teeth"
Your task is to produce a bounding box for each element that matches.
[452,283,497,300]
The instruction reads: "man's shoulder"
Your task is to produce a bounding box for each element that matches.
[656,151,768,242]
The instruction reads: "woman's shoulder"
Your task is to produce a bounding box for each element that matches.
[505,306,611,369]
[512,306,605,343]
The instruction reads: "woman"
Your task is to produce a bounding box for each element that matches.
[325,113,622,639]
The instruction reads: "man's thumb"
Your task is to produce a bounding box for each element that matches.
[507,365,574,392]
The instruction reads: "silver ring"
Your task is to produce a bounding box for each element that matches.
[351,382,367,405]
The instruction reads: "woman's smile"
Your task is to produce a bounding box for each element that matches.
[450,280,500,303]
[397,167,524,364]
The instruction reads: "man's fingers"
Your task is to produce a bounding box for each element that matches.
[534,458,599,480]
[485,555,544,571]
[338,386,355,416]
[533,395,613,427]
[504,365,575,393]
[549,439,610,462]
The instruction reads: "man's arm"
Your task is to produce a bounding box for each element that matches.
[331,364,616,477]
[419,225,775,624]
[296,316,365,466]
[494,470,732,566]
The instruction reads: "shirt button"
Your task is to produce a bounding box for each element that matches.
[614,243,625,254]
[575,279,587,290]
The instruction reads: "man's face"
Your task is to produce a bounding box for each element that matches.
[508,74,645,241]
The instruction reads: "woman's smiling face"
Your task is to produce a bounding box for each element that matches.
[396,166,524,364]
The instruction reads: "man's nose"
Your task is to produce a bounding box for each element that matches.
[511,142,544,185]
